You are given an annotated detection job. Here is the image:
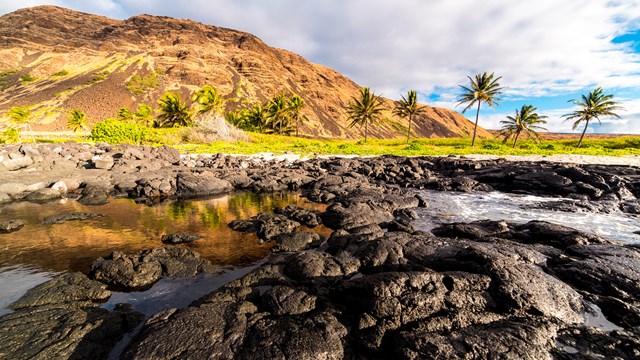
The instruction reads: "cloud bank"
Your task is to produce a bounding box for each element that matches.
[2,0,640,132]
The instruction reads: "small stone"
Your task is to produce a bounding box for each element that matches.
[0,219,26,233]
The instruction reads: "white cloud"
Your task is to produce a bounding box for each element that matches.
[2,0,640,132]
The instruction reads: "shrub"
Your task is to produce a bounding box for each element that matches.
[20,73,36,84]
[0,128,20,144]
[126,73,158,95]
[91,118,148,144]
[403,142,424,151]
[482,142,502,150]
[51,70,69,77]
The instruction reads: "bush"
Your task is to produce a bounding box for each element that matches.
[91,119,148,144]
[482,142,502,150]
[403,142,424,151]
[51,70,69,77]
[126,73,158,95]
[20,73,36,84]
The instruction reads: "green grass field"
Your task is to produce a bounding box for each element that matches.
[26,130,640,157]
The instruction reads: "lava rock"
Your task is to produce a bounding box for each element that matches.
[161,233,204,244]
[42,212,105,225]
[175,172,233,199]
[0,219,25,233]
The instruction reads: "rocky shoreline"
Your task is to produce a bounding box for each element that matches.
[1,142,639,359]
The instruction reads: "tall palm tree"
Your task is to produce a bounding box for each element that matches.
[267,94,289,135]
[393,90,426,143]
[117,107,133,122]
[288,94,308,137]
[457,72,504,147]
[346,87,385,144]
[67,109,89,133]
[191,85,225,115]
[157,92,192,127]
[134,103,154,127]
[498,105,548,148]
[7,106,34,139]
[562,87,623,148]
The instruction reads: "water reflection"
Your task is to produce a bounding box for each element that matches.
[0,193,328,274]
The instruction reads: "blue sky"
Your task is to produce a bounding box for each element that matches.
[2,0,640,133]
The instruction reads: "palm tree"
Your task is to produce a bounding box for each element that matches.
[266,94,289,135]
[134,103,154,127]
[67,109,89,133]
[7,106,34,139]
[498,105,548,148]
[1,128,20,144]
[346,87,385,144]
[191,85,225,115]
[562,87,623,148]
[288,94,308,137]
[157,92,192,127]
[393,90,426,143]
[457,72,504,147]
[117,107,133,121]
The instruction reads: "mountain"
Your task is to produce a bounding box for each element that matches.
[0,6,490,139]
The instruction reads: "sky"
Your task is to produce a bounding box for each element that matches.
[2,0,640,133]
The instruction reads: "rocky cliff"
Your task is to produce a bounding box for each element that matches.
[0,6,490,139]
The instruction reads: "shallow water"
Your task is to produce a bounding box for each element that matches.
[414,190,640,244]
[0,193,329,315]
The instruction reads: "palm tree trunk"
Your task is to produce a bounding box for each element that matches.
[471,102,481,147]
[296,118,299,137]
[406,114,412,143]
[364,120,368,144]
[577,119,589,148]
[512,132,520,148]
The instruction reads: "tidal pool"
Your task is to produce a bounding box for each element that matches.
[0,192,329,315]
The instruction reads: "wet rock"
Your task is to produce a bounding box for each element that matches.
[0,219,25,233]
[24,188,63,203]
[175,171,233,199]
[274,204,322,227]
[321,201,394,230]
[78,182,111,205]
[131,176,176,201]
[161,233,204,244]
[228,219,258,232]
[9,272,111,309]
[272,232,321,252]
[284,252,348,281]
[90,246,217,289]
[42,212,104,225]
[255,213,300,241]
[432,219,509,239]
[553,326,640,360]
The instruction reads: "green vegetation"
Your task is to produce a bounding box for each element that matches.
[67,109,89,133]
[498,105,548,148]
[0,128,20,144]
[51,70,69,77]
[457,72,504,147]
[6,106,34,140]
[126,73,159,95]
[191,85,224,115]
[289,94,307,137]
[133,103,154,126]
[20,73,36,85]
[394,89,426,143]
[172,133,640,157]
[346,87,385,144]
[87,71,108,84]
[266,94,290,135]
[0,69,17,79]
[157,92,192,127]
[117,107,133,121]
[562,87,623,148]
[91,118,148,144]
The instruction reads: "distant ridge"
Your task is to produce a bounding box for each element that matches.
[0,5,490,139]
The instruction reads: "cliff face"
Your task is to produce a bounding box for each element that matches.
[0,6,489,139]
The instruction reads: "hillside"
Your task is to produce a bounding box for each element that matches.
[0,6,490,139]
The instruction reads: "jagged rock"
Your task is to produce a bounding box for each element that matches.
[24,188,63,203]
[261,285,317,315]
[255,213,300,241]
[90,246,217,289]
[272,232,321,252]
[42,212,104,225]
[161,233,204,244]
[175,172,233,199]
[9,272,111,309]
[0,219,25,233]
[275,204,321,227]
